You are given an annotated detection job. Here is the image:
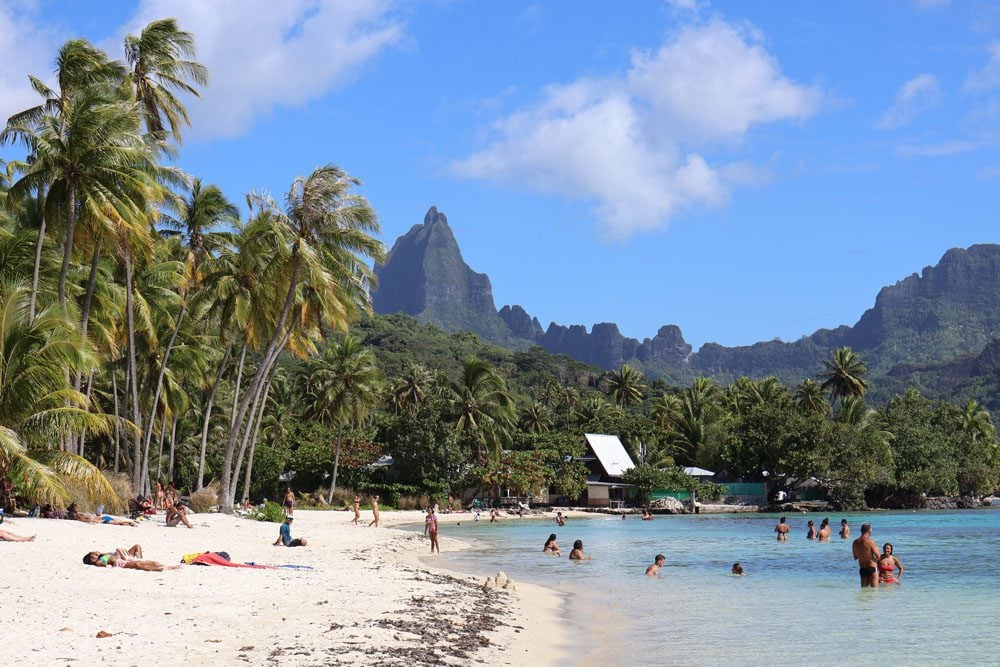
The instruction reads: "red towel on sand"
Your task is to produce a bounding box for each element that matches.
[190,553,274,568]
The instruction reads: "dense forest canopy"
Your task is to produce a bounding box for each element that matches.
[0,20,996,515]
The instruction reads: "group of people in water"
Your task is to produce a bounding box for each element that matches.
[776,515,903,587]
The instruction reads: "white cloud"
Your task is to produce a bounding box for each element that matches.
[114,0,404,139]
[0,2,61,128]
[876,73,940,129]
[965,42,1000,92]
[452,19,822,239]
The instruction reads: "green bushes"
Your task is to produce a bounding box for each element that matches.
[246,500,286,523]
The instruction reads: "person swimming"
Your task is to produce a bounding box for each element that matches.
[732,562,744,576]
[543,534,561,556]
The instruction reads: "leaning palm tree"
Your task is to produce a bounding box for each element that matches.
[217,165,384,512]
[303,336,382,501]
[819,347,868,405]
[448,358,517,464]
[606,364,647,408]
[0,282,123,510]
[124,18,207,143]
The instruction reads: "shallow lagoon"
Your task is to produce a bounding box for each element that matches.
[433,509,1000,666]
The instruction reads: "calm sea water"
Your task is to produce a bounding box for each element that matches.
[429,509,1000,666]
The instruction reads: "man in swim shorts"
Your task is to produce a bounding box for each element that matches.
[852,523,880,587]
[645,554,665,576]
[774,516,790,541]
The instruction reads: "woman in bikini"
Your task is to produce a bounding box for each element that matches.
[83,545,178,571]
[424,507,440,553]
[543,534,561,556]
[878,543,904,584]
[368,495,380,528]
[155,482,165,511]
[352,495,361,524]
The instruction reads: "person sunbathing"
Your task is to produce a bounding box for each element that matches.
[83,546,177,571]
[68,503,138,526]
[0,529,35,542]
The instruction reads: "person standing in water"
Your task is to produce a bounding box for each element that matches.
[774,516,790,541]
[732,563,745,576]
[368,495,380,528]
[806,520,817,540]
[569,539,591,560]
[852,523,880,588]
[839,519,851,539]
[646,554,666,576]
[878,543,904,584]
[424,507,440,553]
[352,495,361,525]
[817,518,831,541]
[543,534,561,556]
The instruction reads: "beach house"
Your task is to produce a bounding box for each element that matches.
[578,433,636,508]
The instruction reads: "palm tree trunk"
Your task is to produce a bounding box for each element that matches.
[219,255,300,513]
[168,415,178,483]
[240,379,272,504]
[154,410,167,483]
[125,251,145,493]
[230,341,247,429]
[139,303,187,488]
[57,179,76,308]
[77,370,95,457]
[111,368,121,474]
[327,423,344,504]
[28,213,46,322]
[197,343,231,490]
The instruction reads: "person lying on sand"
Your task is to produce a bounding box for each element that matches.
[165,501,193,528]
[646,554,665,576]
[0,529,35,542]
[67,503,137,526]
[83,547,178,571]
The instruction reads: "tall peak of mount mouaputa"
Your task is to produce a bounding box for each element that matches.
[372,206,518,345]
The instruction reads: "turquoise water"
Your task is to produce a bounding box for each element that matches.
[432,509,1000,666]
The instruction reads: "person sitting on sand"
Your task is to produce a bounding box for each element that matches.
[543,534,561,556]
[774,516,790,541]
[806,519,817,540]
[878,543,904,584]
[569,539,591,561]
[732,563,744,576]
[646,554,665,576]
[0,529,35,542]
[274,516,307,547]
[368,495,380,528]
[424,508,440,554]
[67,503,137,526]
[840,519,851,539]
[165,501,193,529]
[83,547,177,572]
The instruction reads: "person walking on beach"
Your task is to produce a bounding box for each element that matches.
[839,519,851,539]
[646,554,665,576]
[569,539,591,561]
[368,495,380,528]
[424,507,440,553]
[774,516,790,541]
[852,523,880,588]
[352,495,361,525]
[283,488,295,517]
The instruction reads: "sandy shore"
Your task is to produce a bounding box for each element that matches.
[0,508,587,666]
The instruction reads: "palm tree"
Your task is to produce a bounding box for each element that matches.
[606,364,647,408]
[961,399,995,444]
[217,165,383,513]
[391,364,433,411]
[448,358,517,464]
[124,19,207,143]
[794,379,829,416]
[650,392,682,430]
[0,282,122,509]
[520,401,552,434]
[303,336,382,501]
[572,394,619,426]
[819,347,868,405]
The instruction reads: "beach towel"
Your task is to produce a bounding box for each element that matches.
[189,552,274,569]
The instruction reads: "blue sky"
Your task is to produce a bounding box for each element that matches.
[2,0,999,349]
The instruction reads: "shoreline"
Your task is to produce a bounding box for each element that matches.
[0,508,577,666]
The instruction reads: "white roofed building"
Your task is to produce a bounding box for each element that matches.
[577,433,636,508]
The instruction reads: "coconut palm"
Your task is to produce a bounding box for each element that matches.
[0,282,122,509]
[820,347,868,405]
[572,394,619,427]
[303,336,383,501]
[448,358,516,464]
[606,364,647,408]
[520,401,552,434]
[218,165,384,512]
[960,399,995,444]
[794,379,829,416]
[391,364,433,411]
[123,19,207,143]
[650,392,682,430]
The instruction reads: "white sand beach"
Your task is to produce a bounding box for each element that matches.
[0,508,585,666]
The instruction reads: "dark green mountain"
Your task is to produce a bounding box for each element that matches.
[372,208,1000,390]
